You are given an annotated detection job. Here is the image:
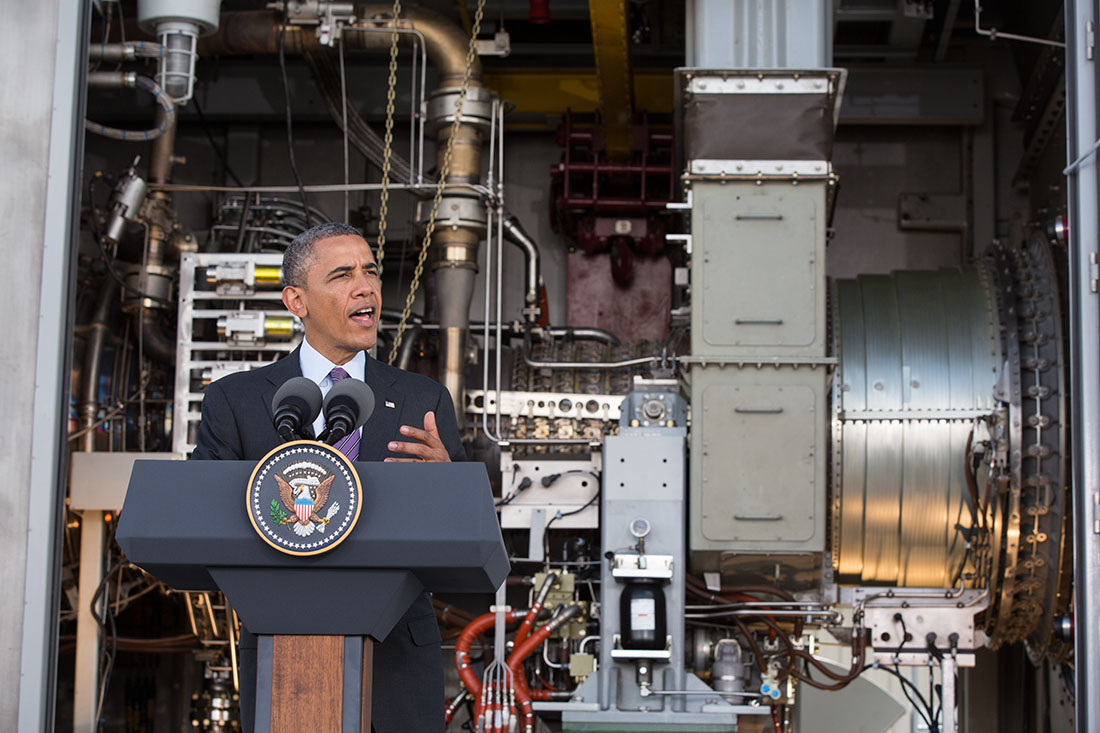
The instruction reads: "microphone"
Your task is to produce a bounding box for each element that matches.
[322,378,375,444]
[271,377,323,442]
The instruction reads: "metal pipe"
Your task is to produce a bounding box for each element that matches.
[396,323,422,371]
[973,0,1065,48]
[88,41,163,61]
[149,106,177,184]
[137,308,176,364]
[79,281,119,451]
[639,689,761,699]
[540,327,619,344]
[684,609,842,619]
[197,7,482,81]
[523,349,664,370]
[501,214,542,323]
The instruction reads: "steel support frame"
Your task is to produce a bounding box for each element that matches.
[1066,1,1100,731]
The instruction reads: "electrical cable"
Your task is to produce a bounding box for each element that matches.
[91,526,123,729]
[277,7,313,223]
[496,476,533,507]
[190,97,245,186]
[859,662,937,730]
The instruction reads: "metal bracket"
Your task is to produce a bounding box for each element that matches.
[272,1,356,46]
[475,31,511,57]
[666,189,693,210]
[689,159,832,178]
[611,554,674,579]
[610,634,673,660]
[526,508,546,562]
[665,233,692,254]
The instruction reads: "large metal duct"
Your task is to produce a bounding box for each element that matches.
[831,235,1070,657]
[198,5,489,421]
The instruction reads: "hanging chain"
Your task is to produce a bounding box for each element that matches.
[373,0,403,279]
[387,0,486,365]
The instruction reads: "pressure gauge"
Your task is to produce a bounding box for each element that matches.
[629,518,651,539]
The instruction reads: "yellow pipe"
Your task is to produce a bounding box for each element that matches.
[588,0,634,160]
[482,69,672,117]
[254,265,282,284]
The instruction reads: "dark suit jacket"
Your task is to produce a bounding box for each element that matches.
[191,347,464,733]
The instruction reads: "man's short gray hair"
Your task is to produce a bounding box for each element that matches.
[282,221,365,288]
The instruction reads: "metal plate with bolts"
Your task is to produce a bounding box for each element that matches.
[467,389,623,421]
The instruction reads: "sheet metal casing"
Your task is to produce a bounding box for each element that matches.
[687,180,830,561]
[831,267,1001,587]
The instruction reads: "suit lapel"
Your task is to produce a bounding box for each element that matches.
[361,354,400,460]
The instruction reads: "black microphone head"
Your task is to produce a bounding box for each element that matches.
[271,377,323,436]
[323,378,376,432]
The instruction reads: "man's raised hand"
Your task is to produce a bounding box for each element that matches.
[384,411,451,462]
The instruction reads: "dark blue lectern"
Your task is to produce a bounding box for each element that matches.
[116,460,508,732]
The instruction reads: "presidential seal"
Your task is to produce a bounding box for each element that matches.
[246,440,362,556]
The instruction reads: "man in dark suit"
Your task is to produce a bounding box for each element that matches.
[192,221,464,732]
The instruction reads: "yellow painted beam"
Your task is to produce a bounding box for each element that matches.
[589,0,633,158]
[481,69,673,119]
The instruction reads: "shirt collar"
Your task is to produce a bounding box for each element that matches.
[299,337,366,386]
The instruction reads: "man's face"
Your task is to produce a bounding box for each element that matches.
[281,234,381,365]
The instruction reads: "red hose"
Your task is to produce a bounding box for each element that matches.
[513,601,542,648]
[506,611,578,732]
[443,689,468,726]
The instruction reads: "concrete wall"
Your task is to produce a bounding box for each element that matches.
[0,1,82,730]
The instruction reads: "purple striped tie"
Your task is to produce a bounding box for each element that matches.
[328,367,360,461]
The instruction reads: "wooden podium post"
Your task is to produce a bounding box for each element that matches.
[260,635,375,731]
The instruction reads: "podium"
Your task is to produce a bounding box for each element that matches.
[116,459,509,731]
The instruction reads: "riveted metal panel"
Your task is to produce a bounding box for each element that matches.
[691,181,827,357]
[689,366,827,552]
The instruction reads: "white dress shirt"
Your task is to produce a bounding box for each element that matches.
[298,337,367,438]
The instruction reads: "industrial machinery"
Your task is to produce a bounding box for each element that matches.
[61,1,1081,732]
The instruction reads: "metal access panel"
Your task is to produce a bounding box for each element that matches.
[691,180,827,357]
[689,366,827,552]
